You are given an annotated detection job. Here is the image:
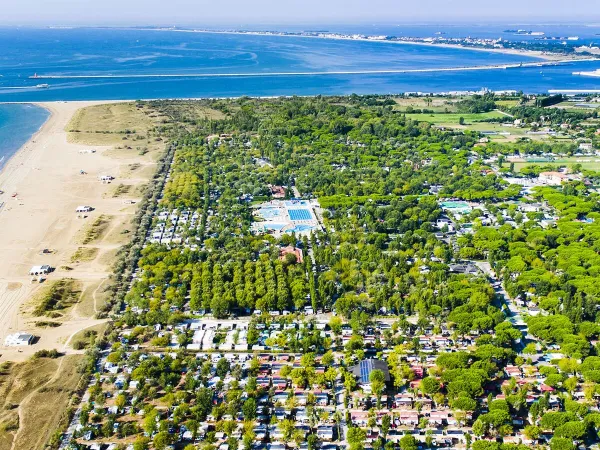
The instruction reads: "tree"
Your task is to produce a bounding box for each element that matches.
[540,412,578,430]
[451,396,477,412]
[143,409,159,435]
[399,434,418,450]
[554,421,587,440]
[216,357,231,378]
[133,437,150,450]
[115,393,126,410]
[153,432,170,450]
[370,369,386,406]
[472,419,487,437]
[347,426,367,446]
[523,425,541,441]
[307,433,318,450]
[329,316,343,334]
[242,398,257,420]
[242,427,255,450]
[322,351,334,367]
[550,437,575,450]
[564,377,578,393]
[472,442,500,450]
[279,419,296,444]
[381,414,391,438]
[420,376,440,396]
[186,420,200,441]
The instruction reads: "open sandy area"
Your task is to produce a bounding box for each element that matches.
[0,101,159,361]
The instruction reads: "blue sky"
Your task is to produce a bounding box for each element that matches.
[2,0,598,25]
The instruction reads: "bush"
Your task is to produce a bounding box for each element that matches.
[33,349,61,359]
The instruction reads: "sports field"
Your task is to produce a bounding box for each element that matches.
[404,111,507,124]
[513,157,600,172]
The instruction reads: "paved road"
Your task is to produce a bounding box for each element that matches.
[473,260,529,351]
[59,352,108,449]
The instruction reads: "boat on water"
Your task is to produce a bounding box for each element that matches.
[35,84,49,89]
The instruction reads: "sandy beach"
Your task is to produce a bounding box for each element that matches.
[0,100,155,361]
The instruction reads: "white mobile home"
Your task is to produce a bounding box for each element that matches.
[29,265,52,276]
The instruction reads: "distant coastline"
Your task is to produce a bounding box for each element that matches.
[131,27,598,62]
[1,27,600,101]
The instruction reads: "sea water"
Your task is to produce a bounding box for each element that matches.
[0,26,598,101]
[1,25,598,170]
[0,103,49,171]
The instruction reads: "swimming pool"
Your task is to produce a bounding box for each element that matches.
[288,209,313,221]
[287,224,316,233]
[441,201,472,213]
[285,200,310,208]
[258,207,283,219]
[441,201,470,209]
[262,223,287,231]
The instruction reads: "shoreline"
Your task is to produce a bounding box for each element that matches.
[0,100,130,361]
[0,104,51,177]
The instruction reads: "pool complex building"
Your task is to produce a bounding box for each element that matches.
[252,199,320,236]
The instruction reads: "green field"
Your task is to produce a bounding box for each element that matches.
[514,157,600,172]
[554,101,600,113]
[405,111,507,125]
[495,100,521,108]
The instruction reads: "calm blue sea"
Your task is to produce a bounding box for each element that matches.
[0,26,598,102]
[0,103,49,170]
[0,25,599,167]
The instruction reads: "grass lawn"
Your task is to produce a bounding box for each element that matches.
[513,157,600,172]
[393,97,461,113]
[495,100,521,108]
[404,111,507,125]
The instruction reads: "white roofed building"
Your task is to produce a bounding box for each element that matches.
[5,332,35,346]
